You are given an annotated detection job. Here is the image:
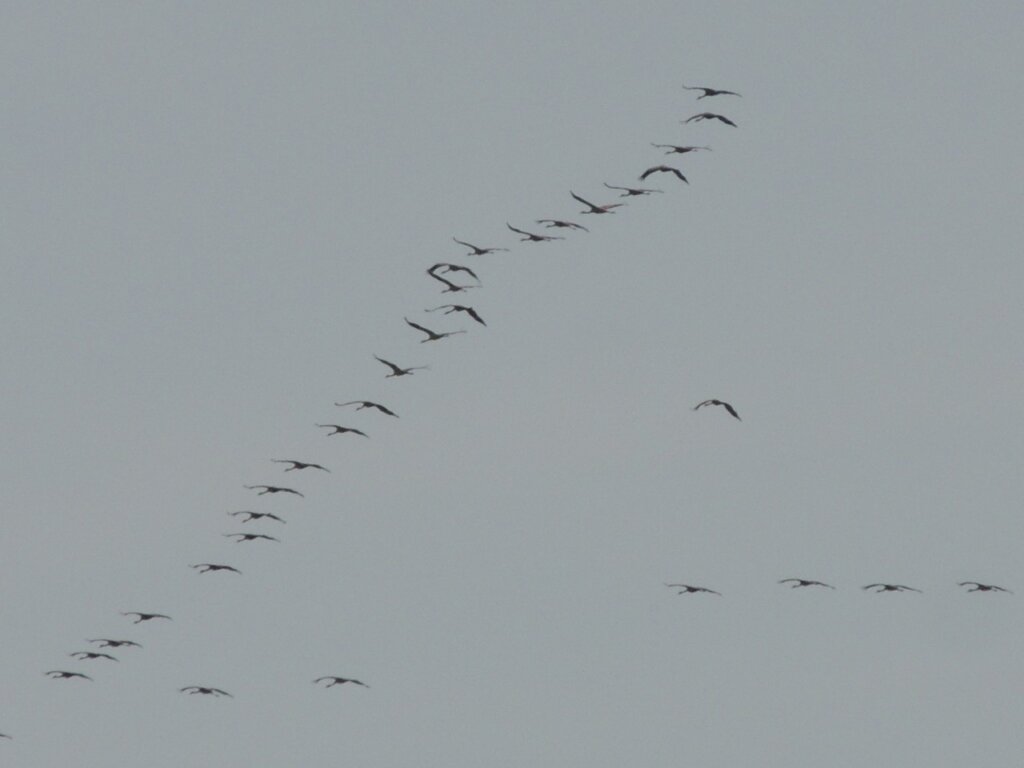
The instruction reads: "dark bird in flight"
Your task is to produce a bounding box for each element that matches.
[536,218,589,232]
[603,182,663,197]
[639,165,689,184]
[228,510,286,524]
[335,400,399,417]
[665,583,721,595]
[375,356,428,378]
[180,686,232,697]
[427,304,486,326]
[404,317,466,343]
[121,612,172,624]
[651,143,711,154]
[506,223,564,242]
[779,579,835,589]
[570,191,625,215]
[682,84,741,99]
[862,584,922,593]
[683,112,737,127]
[45,670,92,681]
[693,399,741,420]
[88,639,142,649]
[429,262,481,284]
[314,676,370,688]
[959,582,1012,593]
[425,268,476,293]
[453,237,508,256]
[69,651,118,661]
[190,563,242,575]
[244,484,304,497]
[224,532,280,543]
[316,424,369,437]
[272,459,330,473]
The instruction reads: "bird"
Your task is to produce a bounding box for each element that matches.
[426,305,486,326]
[316,424,369,437]
[428,262,481,284]
[650,143,711,154]
[682,84,741,99]
[779,579,835,589]
[425,268,476,293]
[603,182,663,197]
[228,510,286,524]
[683,112,737,127]
[639,165,689,183]
[665,583,721,595]
[272,459,330,473]
[375,356,428,378]
[45,670,92,680]
[958,582,1012,593]
[87,639,142,648]
[506,223,564,242]
[536,218,589,232]
[190,563,242,575]
[862,584,922,593]
[121,612,172,624]
[335,400,399,417]
[404,317,466,343]
[180,686,232,697]
[570,190,625,214]
[244,484,304,497]
[223,532,280,543]
[69,651,118,661]
[453,237,508,256]
[314,676,369,688]
[693,399,741,420]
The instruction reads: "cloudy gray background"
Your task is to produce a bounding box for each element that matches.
[3,2,1023,765]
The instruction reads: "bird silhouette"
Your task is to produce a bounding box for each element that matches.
[335,400,399,417]
[665,583,721,595]
[862,584,921,593]
[374,356,428,378]
[682,84,741,99]
[639,165,689,183]
[272,459,330,473]
[506,223,564,242]
[69,651,118,661]
[426,305,486,326]
[693,399,741,420]
[779,579,835,589]
[650,143,711,154]
[314,676,369,688]
[121,612,172,624]
[244,484,304,497]
[425,268,476,293]
[452,237,508,256]
[45,670,92,680]
[190,563,242,575]
[536,218,589,232]
[87,639,142,648]
[223,532,280,543]
[958,582,1012,593]
[603,182,663,197]
[228,510,286,524]
[428,262,481,284]
[683,112,737,127]
[316,424,369,437]
[404,317,466,343]
[180,686,232,697]
[570,191,625,214]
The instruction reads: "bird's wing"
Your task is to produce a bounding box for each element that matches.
[506,223,528,235]
[723,403,741,420]
[374,356,402,374]
[404,318,434,335]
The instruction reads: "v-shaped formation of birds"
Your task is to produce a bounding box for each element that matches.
[8,83,1011,747]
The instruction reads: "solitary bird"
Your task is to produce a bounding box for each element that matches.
[862,584,922,593]
[404,317,466,343]
[639,165,689,183]
[121,612,172,624]
[536,218,589,232]
[507,223,564,242]
[335,400,399,417]
[244,484,304,497]
[427,305,486,327]
[959,582,1012,593]
[693,399,741,420]
[180,686,232,697]
[224,533,280,543]
[682,84,741,99]
[88,639,142,649]
[665,583,721,595]
[228,511,286,524]
[570,190,625,215]
[69,651,118,661]
[375,356,428,378]
[603,182,662,197]
[651,143,711,154]
[779,579,835,589]
[453,237,508,256]
[46,670,92,681]
[316,424,369,438]
[190,563,242,575]
[314,676,369,688]
[272,459,330,473]
[683,112,737,127]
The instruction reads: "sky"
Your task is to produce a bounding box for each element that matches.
[2,2,1024,766]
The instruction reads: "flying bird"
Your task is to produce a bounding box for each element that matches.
[223,533,280,543]
[650,143,711,154]
[335,400,399,417]
[506,223,564,242]
[683,112,737,127]
[244,484,304,497]
[69,651,118,661]
[272,459,330,473]
[228,511,286,524]
[427,305,486,326]
[121,612,172,624]
[87,639,142,649]
[404,317,466,343]
[570,190,625,215]
[603,182,663,197]
[453,237,508,256]
[428,262,481,284]
[190,563,242,575]
[682,84,741,99]
[693,399,741,420]
[425,268,476,293]
[536,218,589,232]
[665,583,721,595]
[862,584,922,593]
[45,670,92,680]
[958,582,1012,593]
[375,356,428,378]
[779,579,835,589]
[180,686,232,697]
[639,165,689,183]
[314,676,369,688]
[316,424,369,437]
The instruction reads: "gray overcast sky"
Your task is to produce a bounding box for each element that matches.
[3,2,1023,766]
